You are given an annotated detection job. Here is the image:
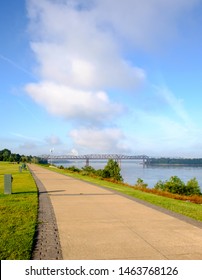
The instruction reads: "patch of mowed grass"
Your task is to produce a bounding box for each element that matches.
[0,162,38,259]
[44,165,202,222]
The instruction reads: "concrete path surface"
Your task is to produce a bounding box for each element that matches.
[29,164,202,260]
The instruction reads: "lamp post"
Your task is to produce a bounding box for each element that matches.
[50,148,54,165]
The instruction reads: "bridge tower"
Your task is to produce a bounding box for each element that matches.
[85,158,90,167]
[142,156,149,166]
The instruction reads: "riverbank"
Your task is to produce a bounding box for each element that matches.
[52,160,202,191]
[42,164,202,222]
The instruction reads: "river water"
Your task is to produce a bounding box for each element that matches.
[53,160,202,191]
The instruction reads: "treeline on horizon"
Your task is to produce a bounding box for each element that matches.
[2,148,202,165]
[0,148,46,163]
[149,157,202,165]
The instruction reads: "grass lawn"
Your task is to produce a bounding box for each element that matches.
[45,165,202,222]
[0,162,38,260]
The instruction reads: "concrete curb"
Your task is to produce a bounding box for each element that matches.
[30,170,63,260]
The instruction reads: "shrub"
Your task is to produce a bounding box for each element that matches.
[135,178,148,188]
[95,169,104,177]
[154,176,202,196]
[154,180,166,191]
[186,177,201,195]
[66,165,81,172]
[81,166,97,176]
[164,176,185,194]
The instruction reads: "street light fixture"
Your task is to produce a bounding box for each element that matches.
[50,148,54,165]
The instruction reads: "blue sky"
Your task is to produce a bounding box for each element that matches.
[1,0,202,157]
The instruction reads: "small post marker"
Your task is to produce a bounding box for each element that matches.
[4,174,12,194]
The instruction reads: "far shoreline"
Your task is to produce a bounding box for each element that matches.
[146,164,202,167]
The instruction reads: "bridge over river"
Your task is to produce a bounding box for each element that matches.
[41,154,150,167]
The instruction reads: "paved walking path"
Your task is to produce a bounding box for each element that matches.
[29,164,202,260]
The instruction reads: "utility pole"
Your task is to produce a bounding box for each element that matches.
[50,148,54,165]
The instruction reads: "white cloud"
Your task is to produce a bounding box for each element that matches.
[27,0,145,91]
[69,127,130,153]
[25,81,122,123]
[95,0,200,50]
[26,0,145,125]
[30,40,145,91]
[24,0,201,155]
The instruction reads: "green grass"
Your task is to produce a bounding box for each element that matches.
[45,165,202,222]
[0,162,38,260]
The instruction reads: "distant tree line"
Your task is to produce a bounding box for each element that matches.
[149,157,202,165]
[0,148,46,164]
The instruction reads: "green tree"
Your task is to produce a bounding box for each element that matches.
[102,159,123,181]
[12,153,21,162]
[21,155,28,162]
[9,154,15,162]
[31,157,39,164]
[164,176,185,194]
[186,178,201,195]
[2,149,11,161]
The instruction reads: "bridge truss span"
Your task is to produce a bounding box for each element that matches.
[42,154,150,166]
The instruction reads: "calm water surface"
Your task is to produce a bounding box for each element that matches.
[53,160,202,191]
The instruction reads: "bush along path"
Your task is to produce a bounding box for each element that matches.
[154,176,201,196]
